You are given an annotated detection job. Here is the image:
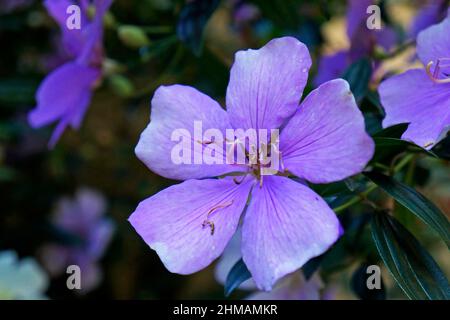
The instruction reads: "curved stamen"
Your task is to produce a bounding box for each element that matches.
[201,200,234,235]
[426,61,450,84]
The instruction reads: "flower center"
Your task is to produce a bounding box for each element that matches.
[426,58,450,84]
[229,139,284,188]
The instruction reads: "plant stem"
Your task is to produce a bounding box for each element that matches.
[334,153,416,213]
[334,184,377,213]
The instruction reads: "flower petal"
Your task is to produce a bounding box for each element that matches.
[346,0,372,41]
[226,37,311,131]
[242,176,341,290]
[87,219,114,259]
[417,10,450,67]
[28,62,98,129]
[214,230,256,290]
[28,62,98,147]
[280,79,374,184]
[409,0,446,38]
[379,69,450,149]
[129,177,254,274]
[314,51,348,86]
[136,85,244,180]
[44,0,87,58]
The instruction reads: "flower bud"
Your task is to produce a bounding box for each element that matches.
[118,25,150,48]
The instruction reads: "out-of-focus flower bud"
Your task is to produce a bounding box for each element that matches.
[118,25,150,48]
[108,74,134,98]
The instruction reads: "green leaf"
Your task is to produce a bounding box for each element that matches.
[433,135,450,160]
[224,258,251,297]
[373,123,408,138]
[373,137,437,159]
[342,58,372,102]
[364,112,383,136]
[365,172,450,248]
[371,213,450,299]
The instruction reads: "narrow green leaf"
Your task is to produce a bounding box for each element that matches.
[373,123,409,138]
[373,137,437,157]
[371,213,450,300]
[224,258,251,297]
[342,58,372,102]
[433,135,450,160]
[365,171,450,248]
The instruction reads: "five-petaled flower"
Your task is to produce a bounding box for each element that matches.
[379,9,450,150]
[28,0,112,147]
[129,37,374,291]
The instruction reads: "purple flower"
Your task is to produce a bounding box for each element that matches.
[129,37,374,291]
[40,188,114,293]
[379,10,450,149]
[315,0,396,86]
[28,0,113,147]
[409,0,448,38]
[230,0,260,28]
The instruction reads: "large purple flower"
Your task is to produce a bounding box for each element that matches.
[28,0,112,147]
[129,37,374,290]
[315,0,396,86]
[40,188,114,293]
[379,10,450,149]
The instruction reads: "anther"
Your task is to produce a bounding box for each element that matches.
[426,61,450,84]
[202,220,215,235]
[201,200,234,236]
[197,139,213,145]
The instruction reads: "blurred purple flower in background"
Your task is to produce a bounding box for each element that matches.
[315,0,396,86]
[28,0,113,147]
[379,10,450,149]
[409,0,448,38]
[0,0,33,14]
[40,188,114,293]
[230,0,260,29]
[129,37,374,291]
